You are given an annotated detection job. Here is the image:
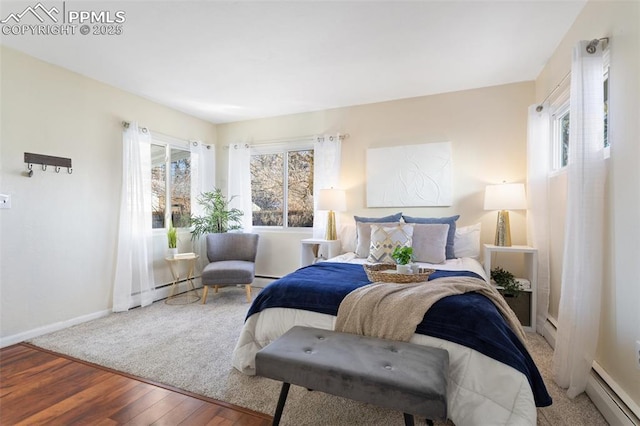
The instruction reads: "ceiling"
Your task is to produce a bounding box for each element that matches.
[0,1,586,124]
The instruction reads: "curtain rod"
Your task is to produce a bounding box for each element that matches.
[535,71,570,112]
[536,37,609,112]
[122,120,148,133]
[122,121,212,149]
[224,133,349,149]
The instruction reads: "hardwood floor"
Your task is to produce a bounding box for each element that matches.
[0,344,272,425]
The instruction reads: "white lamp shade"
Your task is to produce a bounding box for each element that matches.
[484,183,527,211]
[318,188,346,211]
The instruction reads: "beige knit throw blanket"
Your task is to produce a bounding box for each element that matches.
[335,276,527,345]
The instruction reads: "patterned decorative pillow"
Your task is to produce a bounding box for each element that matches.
[355,221,399,258]
[367,223,414,264]
[353,213,403,258]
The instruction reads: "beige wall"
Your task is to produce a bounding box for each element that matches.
[0,47,217,342]
[535,0,640,406]
[218,82,534,276]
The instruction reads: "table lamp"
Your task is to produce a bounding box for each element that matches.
[484,183,527,246]
[318,188,346,240]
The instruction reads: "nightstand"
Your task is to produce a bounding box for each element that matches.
[165,254,200,305]
[300,239,341,267]
[483,244,538,332]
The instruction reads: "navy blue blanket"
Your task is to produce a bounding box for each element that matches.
[248,262,551,407]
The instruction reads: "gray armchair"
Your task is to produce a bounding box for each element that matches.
[201,233,259,304]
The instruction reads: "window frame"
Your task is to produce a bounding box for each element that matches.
[150,134,193,230]
[549,83,570,174]
[549,46,611,173]
[551,100,570,172]
[250,141,314,231]
[603,47,610,159]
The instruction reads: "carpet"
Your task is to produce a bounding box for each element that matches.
[28,287,607,425]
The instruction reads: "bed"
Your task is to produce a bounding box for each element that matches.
[232,218,552,425]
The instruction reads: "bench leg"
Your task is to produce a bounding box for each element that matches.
[272,382,290,426]
[403,413,414,426]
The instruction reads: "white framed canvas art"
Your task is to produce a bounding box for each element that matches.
[366,142,452,207]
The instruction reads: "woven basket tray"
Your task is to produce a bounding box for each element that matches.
[363,264,435,284]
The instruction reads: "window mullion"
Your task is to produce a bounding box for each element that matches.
[283,151,289,228]
[164,145,171,228]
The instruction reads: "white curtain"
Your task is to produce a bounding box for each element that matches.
[113,123,155,312]
[228,143,252,232]
[313,134,343,238]
[190,141,216,269]
[526,104,551,334]
[552,40,606,398]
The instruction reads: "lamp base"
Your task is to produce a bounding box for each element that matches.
[325,210,337,240]
[494,210,512,247]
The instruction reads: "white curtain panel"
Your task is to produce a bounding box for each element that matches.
[112,123,156,312]
[526,104,551,334]
[190,141,215,270]
[228,143,253,232]
[552,40,606,398]
[313,134,343,239]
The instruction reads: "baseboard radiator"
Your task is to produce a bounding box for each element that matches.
[543,318,640,426]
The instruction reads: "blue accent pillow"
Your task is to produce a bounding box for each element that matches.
[402,215,460,259]
[354,212,403,223]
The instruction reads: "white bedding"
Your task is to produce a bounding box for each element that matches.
[232,255,538,426]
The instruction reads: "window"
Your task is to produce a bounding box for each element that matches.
[551,51,610,171]
[603,63,609,149]
[552,102,571,170]
[151,144,191,229]
[250,145,314,228]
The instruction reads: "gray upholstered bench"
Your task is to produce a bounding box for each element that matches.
[255,326,449,426]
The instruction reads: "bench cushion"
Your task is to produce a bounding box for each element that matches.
[256,326,448,420]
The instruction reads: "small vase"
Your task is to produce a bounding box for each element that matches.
[396,264,412,274]
[168,248,178,258]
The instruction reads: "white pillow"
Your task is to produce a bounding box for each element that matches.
[411,223,449,264]
[454,223,481,258]
[367,223,414,264]
[338,223,357,254]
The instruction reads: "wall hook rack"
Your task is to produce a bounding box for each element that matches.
[24,152,72,177]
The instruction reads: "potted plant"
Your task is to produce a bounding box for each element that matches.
[190,188,244,240]
[167,222,178,257]
[490,267,522,297]
[392,246,414,274]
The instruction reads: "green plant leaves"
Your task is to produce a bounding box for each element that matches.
[490,266,522,297]
[392,246,413,265]
[190,188,244,240]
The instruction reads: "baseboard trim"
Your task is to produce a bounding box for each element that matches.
[0,309,111,348]
[542,317,639,425]
[543,317,557,348]
[1,279,203,349]
[590,362,640,425]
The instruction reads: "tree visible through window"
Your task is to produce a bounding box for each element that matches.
[151,144,191,229]
[560,110,570,168]
[251,148,314,228]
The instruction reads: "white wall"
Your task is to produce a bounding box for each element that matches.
[535,0,640,408]
[0,47,217,343]
[217,82,534,277]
